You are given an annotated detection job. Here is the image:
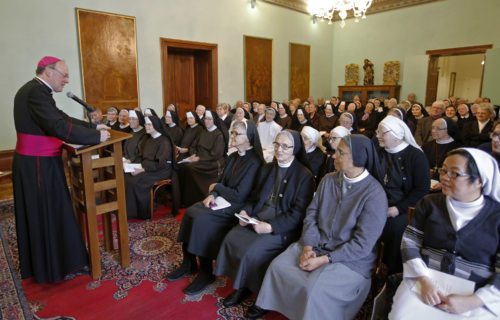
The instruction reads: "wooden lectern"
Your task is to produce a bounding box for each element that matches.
[63,130,131,279]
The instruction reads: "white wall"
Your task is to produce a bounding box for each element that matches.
[330,0,500,105]
[436,54,484,102]
[0,0,333,149]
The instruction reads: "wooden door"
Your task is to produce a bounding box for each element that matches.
[166,51,196,121]
[195,51,211,108]
[425,56,439,107]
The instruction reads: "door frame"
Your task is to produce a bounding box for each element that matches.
[425,44,493,106]
[160,38,218,114]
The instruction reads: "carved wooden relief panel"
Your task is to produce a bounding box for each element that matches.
[245,36,272,104]
[289,43,310,101]
[76,8,139,111]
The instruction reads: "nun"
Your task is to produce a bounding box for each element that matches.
[162,110,184,146]
[301,126,326,185]
[178,110,227,207]
[215,130,314,315]
[323,126,351,174]
[254,134,388,320]
[318,103,338,133]
[390,148,500,319]
[376,115,430,275]
[124,115,176,219]
[167,121,264,295]
[292,108,310,132]
[276,103,292,129]
[177,111,203,160]
[123,110,148,164]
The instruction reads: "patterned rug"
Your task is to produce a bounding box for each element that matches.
[0,200,32,320]
[0,201,378,319]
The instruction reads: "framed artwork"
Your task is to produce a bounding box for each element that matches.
[244,36,272,104]
[289,43,310,101]
[76,8,139,111]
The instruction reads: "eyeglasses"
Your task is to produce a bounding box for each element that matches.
[273,142,294,150]
[375,129,392,136]
[438,168,469,179]
[230,130,245,136]
[49,67,69,78]
[431,126,447,131]
[490,132,500,140]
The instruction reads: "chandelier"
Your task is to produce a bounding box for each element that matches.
[308,0,373,28]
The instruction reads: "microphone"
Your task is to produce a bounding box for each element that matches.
[66,92,95,113]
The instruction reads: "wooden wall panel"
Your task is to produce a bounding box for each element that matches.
[245,36,272,104]
[167,51,196,119]
[76,9,139,111]
[289,43,310,101]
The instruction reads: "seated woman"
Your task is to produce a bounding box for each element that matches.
[178,111,227,207]
[318,103,338,134]
[291,108,310,132]
[407,103,428,135]
[377,115,430,275]
[323,126,350,174]
[389,148,500,320]
[123,110,148,164]
[177,112,203,161]
[276,103,292,129]
[125,115,176,219]
[422,118,462,190]
[339,111,357,133]
[357,102,378,138]
[301,126,326,185]
[254,134,388,320]
[215,130,314,315]
[117,109,131,133]
[167,121,263,295]
[162,110,184,146]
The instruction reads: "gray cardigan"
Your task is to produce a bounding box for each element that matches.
[301,171,388,278]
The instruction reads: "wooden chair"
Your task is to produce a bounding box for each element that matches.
[407,207,415,224]
[149,178,172,219]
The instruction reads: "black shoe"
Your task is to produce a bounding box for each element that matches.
[183,273,216,295]
[223,288,252,307]
[245,303,268,319]
[166,260,197,281]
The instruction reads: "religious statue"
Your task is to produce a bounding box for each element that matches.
[383,60,400,85]
[363,59,374,85]
[345,64,359,86]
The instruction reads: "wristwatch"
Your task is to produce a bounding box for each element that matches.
[326,253,333,264]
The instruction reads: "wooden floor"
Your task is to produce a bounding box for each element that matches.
[0,172,13,202]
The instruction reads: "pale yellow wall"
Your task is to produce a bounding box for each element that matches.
[436,54,484,102]
[330,0,500,106]
[0,0,333,149]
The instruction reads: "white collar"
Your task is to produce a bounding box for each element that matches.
[436,136,454,144]
[132,126,143,133]
[238,146,253,156]
[278,157,294,168]
[207,125,217,132]
[150,131,162,139]
[119,123,130,129]
[190,123,198,128]
[343,169,369,183]
[306,146,317,154]
[36,76,54,93]
[385,141,409,154]
[280,114,288,119]
[168,122,176,128]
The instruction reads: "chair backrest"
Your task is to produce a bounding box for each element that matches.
[407,207,415,224]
